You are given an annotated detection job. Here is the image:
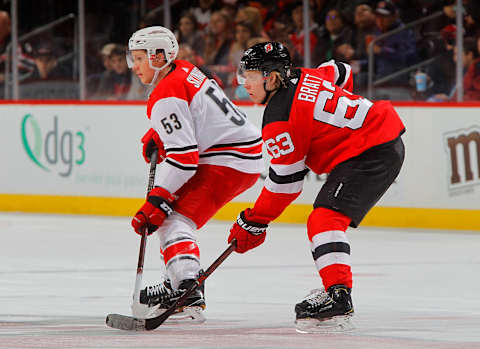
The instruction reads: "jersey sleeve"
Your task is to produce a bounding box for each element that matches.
[316,60,353,93]
[251,121,310,223]
[150,97,199,194]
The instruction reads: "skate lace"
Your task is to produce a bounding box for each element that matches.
[146,282,170,297]
[302,288,331,309]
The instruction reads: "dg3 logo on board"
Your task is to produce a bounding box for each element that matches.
[21,114,86,177]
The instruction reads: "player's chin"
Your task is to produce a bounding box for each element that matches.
[139,76,150,85]
[249,93,263,104]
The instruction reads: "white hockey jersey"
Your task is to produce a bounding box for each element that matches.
[146,60,264,194]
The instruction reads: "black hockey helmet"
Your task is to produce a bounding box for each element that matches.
[237,41,292,85]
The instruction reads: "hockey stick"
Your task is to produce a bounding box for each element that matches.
[106,239,237,331]
[131,149,158,317]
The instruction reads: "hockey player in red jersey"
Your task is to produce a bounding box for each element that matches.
[229,42,405,332]
[127,26,264,321]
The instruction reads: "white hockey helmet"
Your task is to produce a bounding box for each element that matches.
[127,26,178,77]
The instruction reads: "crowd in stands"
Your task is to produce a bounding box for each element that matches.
[1,0,479,101]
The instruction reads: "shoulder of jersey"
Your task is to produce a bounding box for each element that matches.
[262,74,299,129]
[149,60,203,102]
[315,60,351,89]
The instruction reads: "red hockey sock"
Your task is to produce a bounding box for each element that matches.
[307,208,353,289]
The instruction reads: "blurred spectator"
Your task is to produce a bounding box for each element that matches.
[229,21,256,67]
[477,34,480,57]
[100,43,115,71]
[464,0,480,37]
[204,11,233,65]
[20,39,74,99]
[311,0,355,28]
[86,43,115,98]
[462,37,480,100]
[372,1,417,83]
[235,6,269,39]
[0,10,11,90]
[421,0,456,36]
[94,44,131,100]
[263,0,295,34]
[428,37,479,101]
[422,25,456,99]
[191,0,217,30]
[352,1,379,62]
[219,0,238,20]
[27,41,72,81]
[343,1,381,90]
[440,24,457,52]
[0,10,35,95]
[314,7,354,65]
[203,10,234,88]
[177,43,224,88]
[0,10,10,53]
[267,20,295,58]
[138,9,162,29]
[465,0,480,34]
[289,2,322,66]
[175,12,205,57]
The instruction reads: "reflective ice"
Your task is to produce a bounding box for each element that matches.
[1,212,479,348]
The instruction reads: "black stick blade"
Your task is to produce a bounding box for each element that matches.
[106,313,147,331]
[144,311,172,330]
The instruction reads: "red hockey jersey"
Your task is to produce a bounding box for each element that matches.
[251,66,405,223]
[146,60,264,194]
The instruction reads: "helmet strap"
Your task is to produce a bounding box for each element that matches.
[261,73,278,104]
[261,80,272,104]
[147,58,171,86]
[148,69,161,86]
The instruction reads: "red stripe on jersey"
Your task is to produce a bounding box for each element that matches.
[167,151,199,165]
[163,240,200,265]
[205,142,262,155]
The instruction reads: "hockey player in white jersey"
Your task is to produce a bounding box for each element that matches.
[126,26,264,321]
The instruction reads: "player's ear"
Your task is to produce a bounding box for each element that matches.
[267,71,281,89]
[152,51,166,65]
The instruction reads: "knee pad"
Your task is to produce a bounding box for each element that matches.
[156,212,197,248]
[156,213,201,288]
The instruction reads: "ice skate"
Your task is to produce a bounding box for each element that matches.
[139,278,206,323]
[294,285,354,333]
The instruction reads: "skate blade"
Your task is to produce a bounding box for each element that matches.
[295,315,354,333]
[146,305,206,324]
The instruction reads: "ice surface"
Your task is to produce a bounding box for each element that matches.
[0,212,479,348]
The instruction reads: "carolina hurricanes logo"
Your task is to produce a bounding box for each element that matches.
[264,43,273,53]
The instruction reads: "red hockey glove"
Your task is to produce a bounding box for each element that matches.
[228,209,268,254]
[131,187,174,235]
[141,128,165,163]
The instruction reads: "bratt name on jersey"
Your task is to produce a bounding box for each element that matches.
[297,73,324,103]
[186,67,206,88]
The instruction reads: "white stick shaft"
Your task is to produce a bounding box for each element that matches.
[133,271,143,303]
